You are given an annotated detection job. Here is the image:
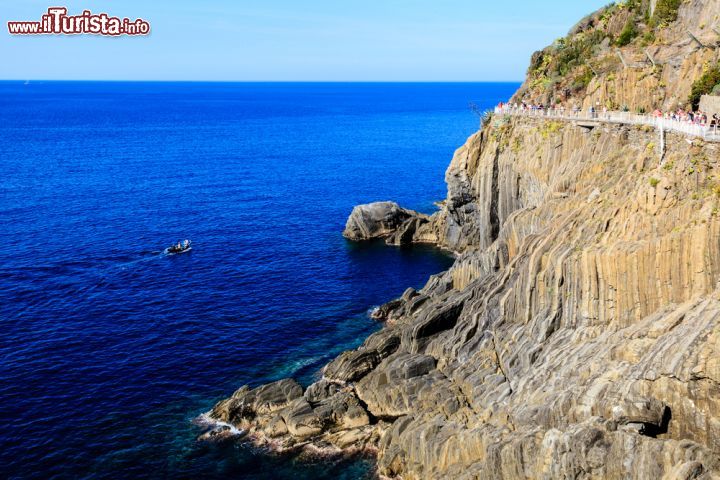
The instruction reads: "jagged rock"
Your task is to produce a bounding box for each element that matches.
[371,288,423,322]
[266,415,289,438]
[211,378,302,423]
[284,398,323,438]
[304,378,341,404]
[342,201,426,242]
[323,350,383,383]
[363,329,402,357]
[312,390,371,430]
[605,397,668,428]
[386,217,428,246]
[401,299,465,353]
[197,425,240,442]
[371,298,404,321]
[355,353,462,419]
[342,406,371,429]
[329,426,375,449]
[323,329,401,382]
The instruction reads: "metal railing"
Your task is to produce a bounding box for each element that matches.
[495,106,720,142]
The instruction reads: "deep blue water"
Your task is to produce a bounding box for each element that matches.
[0,82,519,479]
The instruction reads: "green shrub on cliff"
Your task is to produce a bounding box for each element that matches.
[640,29,656,46]
[652,0,682,25]
[555,30,606,77]
[616,18,638,46]
[689,63,720,110]
[621,0,639,11]
[529,29,607,81]
[539,121,563,139]
[572,67,595,91]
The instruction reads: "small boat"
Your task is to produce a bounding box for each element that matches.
[165,239,192,255]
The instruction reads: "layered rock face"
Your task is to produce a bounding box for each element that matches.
[364,119,720,479]
[210,116,720,478]
[208,2,720,478]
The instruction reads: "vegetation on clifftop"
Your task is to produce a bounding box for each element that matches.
[523,0,658,104]
[517,0,701,108]
[652,0,682,24]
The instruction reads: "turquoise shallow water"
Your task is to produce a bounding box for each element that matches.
[0,81,519,479]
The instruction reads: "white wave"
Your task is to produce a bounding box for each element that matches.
[194,411,245,437]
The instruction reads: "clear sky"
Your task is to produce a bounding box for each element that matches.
[1,0,611,81]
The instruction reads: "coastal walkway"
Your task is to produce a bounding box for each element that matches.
[495,106,720,145]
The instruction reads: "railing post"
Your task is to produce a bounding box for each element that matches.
[687,29,705,48]
[616,49,628,69]
[645,49,656,67]
[658,118,665,162]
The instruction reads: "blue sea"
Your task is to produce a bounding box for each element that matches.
[0,82,518,479]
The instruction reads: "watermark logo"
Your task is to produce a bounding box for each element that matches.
[8,7,150,36]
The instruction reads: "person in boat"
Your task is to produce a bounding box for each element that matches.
[167,239,191,253]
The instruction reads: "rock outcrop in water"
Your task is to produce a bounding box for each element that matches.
[343,201,428,246]
[209,2,720,478]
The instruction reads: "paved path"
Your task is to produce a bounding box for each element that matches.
[496,107,720,143]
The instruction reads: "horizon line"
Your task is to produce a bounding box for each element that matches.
[0,79,524,84]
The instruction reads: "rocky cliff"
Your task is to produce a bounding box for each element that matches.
[514,0,720,111]
[208,2,720,479]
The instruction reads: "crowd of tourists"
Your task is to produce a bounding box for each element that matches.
[495,101,624,120]
[651,108,719,128]
[494,101,720,135]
